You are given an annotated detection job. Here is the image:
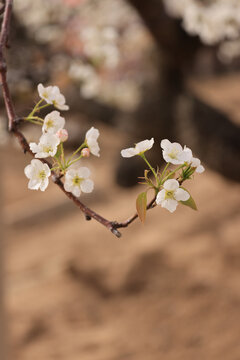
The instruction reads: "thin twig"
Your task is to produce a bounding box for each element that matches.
[0,0,154,238]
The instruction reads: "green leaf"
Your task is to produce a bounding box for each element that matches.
[180,192,198,211]
[136,191,147,223]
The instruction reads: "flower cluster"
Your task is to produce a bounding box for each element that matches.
[24,84,100,198]
[163,0,240,46]
[121,138,204,215]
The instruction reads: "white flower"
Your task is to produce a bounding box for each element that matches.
[189,157,205,173]
[156,179,190,213]
[37,83,69,111]
[30,133,60,158]
[161,139,192,165]
[42,111,65,134]
[24,159,51,191]
[85,127,100,157]
[121,138,154,158]
[64,167,94,197]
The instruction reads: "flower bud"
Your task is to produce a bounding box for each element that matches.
[56,128,68,142]
[81,147,90,158]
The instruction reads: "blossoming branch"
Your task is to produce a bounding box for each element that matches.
[0,0,204,237]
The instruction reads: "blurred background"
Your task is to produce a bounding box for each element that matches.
[1,0,240,359]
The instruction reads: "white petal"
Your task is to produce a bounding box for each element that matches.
[163,179,179,191]
[64,179,73,192]
[171,142,183,152]
[190,157,200,167]
[196,165,205,173]
[174,188,190,201]
[24,164,33,179]
[77,167,91,179]
[121,147,137,158]
[57,104,69,111]
[162,152,183,165]
[72,186,81,197]
[160,139,171,150]
[40,178,49,191]
[161,199,178,213]
[86,127,99,141]
[156,189,165,205]
[28,179,40,190]
[65,169,76,180]
[29,142,39,154]
[43,163,51,177]
[178,148,192,162]
[135,138,154,153]
[37,83,44,97]
[87,138,100,157]
[81,179,94,193]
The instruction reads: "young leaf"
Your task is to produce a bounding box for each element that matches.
[136,191,147,223]
[180,194,197,210]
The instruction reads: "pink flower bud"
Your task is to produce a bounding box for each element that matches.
[56,128,68,142]
[81,147,90,158]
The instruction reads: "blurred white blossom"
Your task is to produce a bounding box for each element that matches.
[163,0,240,45]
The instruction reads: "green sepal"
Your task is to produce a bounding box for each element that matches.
[180,187,197,211]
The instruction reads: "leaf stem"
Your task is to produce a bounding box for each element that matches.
[162,164,185,182]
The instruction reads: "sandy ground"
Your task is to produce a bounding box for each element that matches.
[2,122,240,360]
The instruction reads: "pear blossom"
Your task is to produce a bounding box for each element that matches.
[161,139,192,165]
[156,179,190,213]
[42,111,65,134]
[85,127,100,157]
[121,138,154,158]
[24,159,51,191]
[30,133,60,158]
[64,167,94,197]
[56,128,68,142]
[37,83,69,111]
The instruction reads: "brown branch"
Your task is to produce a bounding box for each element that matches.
[0,0,154,238]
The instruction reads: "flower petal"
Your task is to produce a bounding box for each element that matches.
[161,199,178,213]
[121,147,137,158]
[72,186,81,197]
[156,189,165,205]
[77,167,91,179]
[81,179,94,193]
[135,138,154,153]
[174,188,190,201]
[163,179,179,191]
[40,178,49,191]
[160,139,171,150]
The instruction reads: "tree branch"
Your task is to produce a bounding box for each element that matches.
[0,0,156,238]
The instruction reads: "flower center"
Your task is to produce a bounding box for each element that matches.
[43,145,53,153]
[72,176,82,186]
[45,119,54,129]
[38,170,46,180]
[165,190,175,199]
[168,149,179,159]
